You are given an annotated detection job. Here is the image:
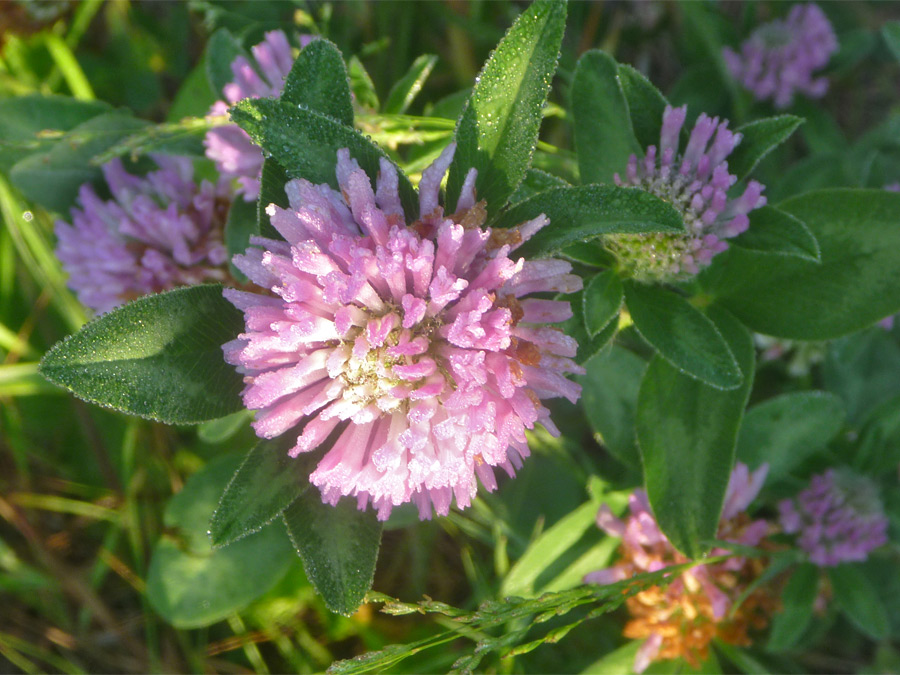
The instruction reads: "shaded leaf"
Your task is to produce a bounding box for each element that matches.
[830,564,890,640]
[146,454,295,628]
[283,490,382,616]
[446,0,567,217]
[40,285,244,424]
[0,94,111,172]
[637,307,754,557]
[737,392,845,481]
[579,345,646,468]
[572,50,641,185]
[225,195,259,280]
[884,22,900,63]
[558,289,617,365]
[767,563,819,651]
[206,28,247,97]
[583,270,623,337]
[624,281,741,390]
[347,55,380,111]
[704,189,900,339]
[10,112,149,213]
[256,157,291,240]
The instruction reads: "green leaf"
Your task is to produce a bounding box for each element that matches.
[209,437,321,548]
[281,39,354,126]
[616,64,668,150]
[40,285,244,425]
[501,499,603,598]
[446,0,567,217]
[558,289,618,365]
[509,167,570,204]
[384,54,438,115]
[206,28,246,97]
[728,116,804,179]
[824,330,900,426]
[0,94,111,172]
[256,157,291,241]
[830,564,890,640]
[225,195,259,280]
[9,112,149,213]
[624,282,741,390]
[704,189,900,340]
[231,97,418,219]
[580,640,643,674]
[883,22,900,63]
[283,490,382,616]
[583,270,623,337]
[146,454,295,628]
[767,563,819,652]
[736,392,845,482]
[730,205,820,262]
[572,50,641,185]
[167,58,218,121]
[561,241,616,268]
[197,410,251,444]
[636,306,754,557]
[497,185,684,260]
[347,55,380,111]
[579,345,646,468]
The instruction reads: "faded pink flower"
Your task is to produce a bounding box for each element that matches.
[223,145,583,520]
[723,3,837,109]
[779,469,888,566]
[204,30,304,200]
[585,463,774,672]
[55,156,231,314]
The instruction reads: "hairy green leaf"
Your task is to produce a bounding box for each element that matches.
[582,270,623,337]
[282,39,354,126]
[624,282,741,390]
[446,0,567,216]
[231,97,418,218]
[637,307,754,557]
[728,115,804,179]
[209,437,320,548]
[283,491,382,616]
[731,205,820,261]
[616,64,667,150]
[40,285,244,424]
[572,50,641,185]
[498,185,683,259]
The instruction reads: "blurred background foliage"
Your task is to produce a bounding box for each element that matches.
[1,0,899,673]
